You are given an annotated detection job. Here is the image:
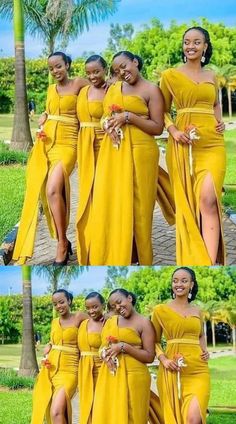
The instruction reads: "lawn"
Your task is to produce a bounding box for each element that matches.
[0,344,44,369]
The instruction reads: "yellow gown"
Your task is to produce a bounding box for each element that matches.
[160,69,226,265]
[77,319,102,424]
[76,86,104,264]
[92,315,152,424]
[31,318,79,424]
[89,81,159,265]
[13,84,78,263]
[151,304,210,424]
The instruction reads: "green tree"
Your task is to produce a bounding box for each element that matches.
[105,266,129,289]
[19,265,39,376]
[107,23,134,52]
[33,265,87,292]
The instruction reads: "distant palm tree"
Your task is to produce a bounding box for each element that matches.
[218,300,236,351]
[0,0,121,54]
[33,265,88,292]
[210,64,236,117]
[19,265,39,376]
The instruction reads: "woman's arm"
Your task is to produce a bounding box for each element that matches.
[75,311,89,327]
[199,312,210,361]
[74,76,90,94]
[213,74,225,133]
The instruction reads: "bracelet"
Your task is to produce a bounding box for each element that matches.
[125,111,129,124]
[120,342,126,353]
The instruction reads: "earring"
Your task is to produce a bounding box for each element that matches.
[183,55,187,63]
[201,51,206,63]
[188,290,192,300]
[172,292,176,299]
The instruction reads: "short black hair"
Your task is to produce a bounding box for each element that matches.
[85,54,107,69]
[109,288,137,306]
[48,51,72,70]
[182,26,213,67]
[112,50,143,71]
[171,267,198,302]
[85,291,105,305]
[52,289,73,304]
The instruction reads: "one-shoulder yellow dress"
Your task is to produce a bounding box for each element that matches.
[77,319,102,424]
[13,84,78,263]
[31,318,79,424]
[76,86,104,264]
[160,69,226,265]
[152,304,210,424]
[92,315,152,424]
[89,81,159,265]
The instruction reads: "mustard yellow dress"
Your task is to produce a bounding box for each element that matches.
[31,318,79,424]
[77,319,102,424]
[152,304,210,424]
[89,81,159,265]
[160,69,226,265]
[13,84,78,263]
[76,86,104,264]
[92,315,152,424]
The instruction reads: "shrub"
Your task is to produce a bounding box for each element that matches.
[0,369,35,390]
[0,142,28,165]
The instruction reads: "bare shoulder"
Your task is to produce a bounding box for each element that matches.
[73,76,89,92]
[74,311,88,325]
[190,305,201,317]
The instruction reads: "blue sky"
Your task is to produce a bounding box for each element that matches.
[0,0,235,58]
[0,266,142,296]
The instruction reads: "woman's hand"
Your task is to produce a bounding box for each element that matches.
[43,344,52,356]
[161,357,180,372]
[108,112,126,131]
[201,350,210,361]
[38,113,48,127]
[170,128,191,144]
[106,342,122,358]
[216,120,225,133]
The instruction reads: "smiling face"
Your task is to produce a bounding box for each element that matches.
[108,292,133,318]
[112,54,139,85]
[48,55,69,82]
[85,60,106,87]
[52,292,71,316]
[172,269,194,299]
[85,297,104,321]
[183,29,207,63]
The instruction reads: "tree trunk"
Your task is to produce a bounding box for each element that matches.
[219,87,223,113]
[227,87,232,118]
[11,0,33,151]
[204,321,207,344]
[211,319,216,348]
[19,265,39,376]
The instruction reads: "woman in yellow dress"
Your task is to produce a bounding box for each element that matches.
[76,55,107,264]
[91,288,158,424]
[89,51,164,265]
[77,292,105,424]
[152,267,210,424]
[13,51,88,265]
[31,289,87,424]
[160,27,226,265]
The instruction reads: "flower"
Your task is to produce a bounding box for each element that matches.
[101,104,124,150]
[36,127,47,141]
[106,335,118,345]
[99,335,120,376]
[109,104,123,114]
[173,353,187,399]
[41,357,51,369]
[185,125,200,176]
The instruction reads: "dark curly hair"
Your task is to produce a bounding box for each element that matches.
[182,26,213,67]
[52,289,73,304]
[109,288,137,306]
[85,291,105,305]
[171,267,198,302]
[112,50,143,71]
[48,51,72,70]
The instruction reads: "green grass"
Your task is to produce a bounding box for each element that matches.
[209,356,236,407]
[0,344,44,369]
[0,391,32,424]
[0,114,39,141]
[0,166,26,243]
[207,411,236,424]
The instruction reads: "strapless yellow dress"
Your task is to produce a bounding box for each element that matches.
[13,84,78,263]
[31,318,79,424]
[161,69,226,265]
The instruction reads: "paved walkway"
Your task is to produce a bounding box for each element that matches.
[23,164,236,265]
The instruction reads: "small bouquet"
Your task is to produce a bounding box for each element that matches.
[100,335,120,376]
[173,353,187,399]
[185,124,200,176]
[36,126,47,141]
[101,104,124,150]
[41,355,51,369]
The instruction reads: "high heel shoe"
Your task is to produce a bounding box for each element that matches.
[53,241,73,266]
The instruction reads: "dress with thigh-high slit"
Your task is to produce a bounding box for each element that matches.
[160,68,226,265]
[89,81,159,265]
[151,304,210,424]
[13,84,78,264]
[31,318,79,424]
[76,85,104,265]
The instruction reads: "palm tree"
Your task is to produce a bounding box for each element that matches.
[210,64,236,117]
[19,265,39,376]
[0,0,121,54]
[33,265,87,292]
[218,300,236,351]
[10,0,33,151]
